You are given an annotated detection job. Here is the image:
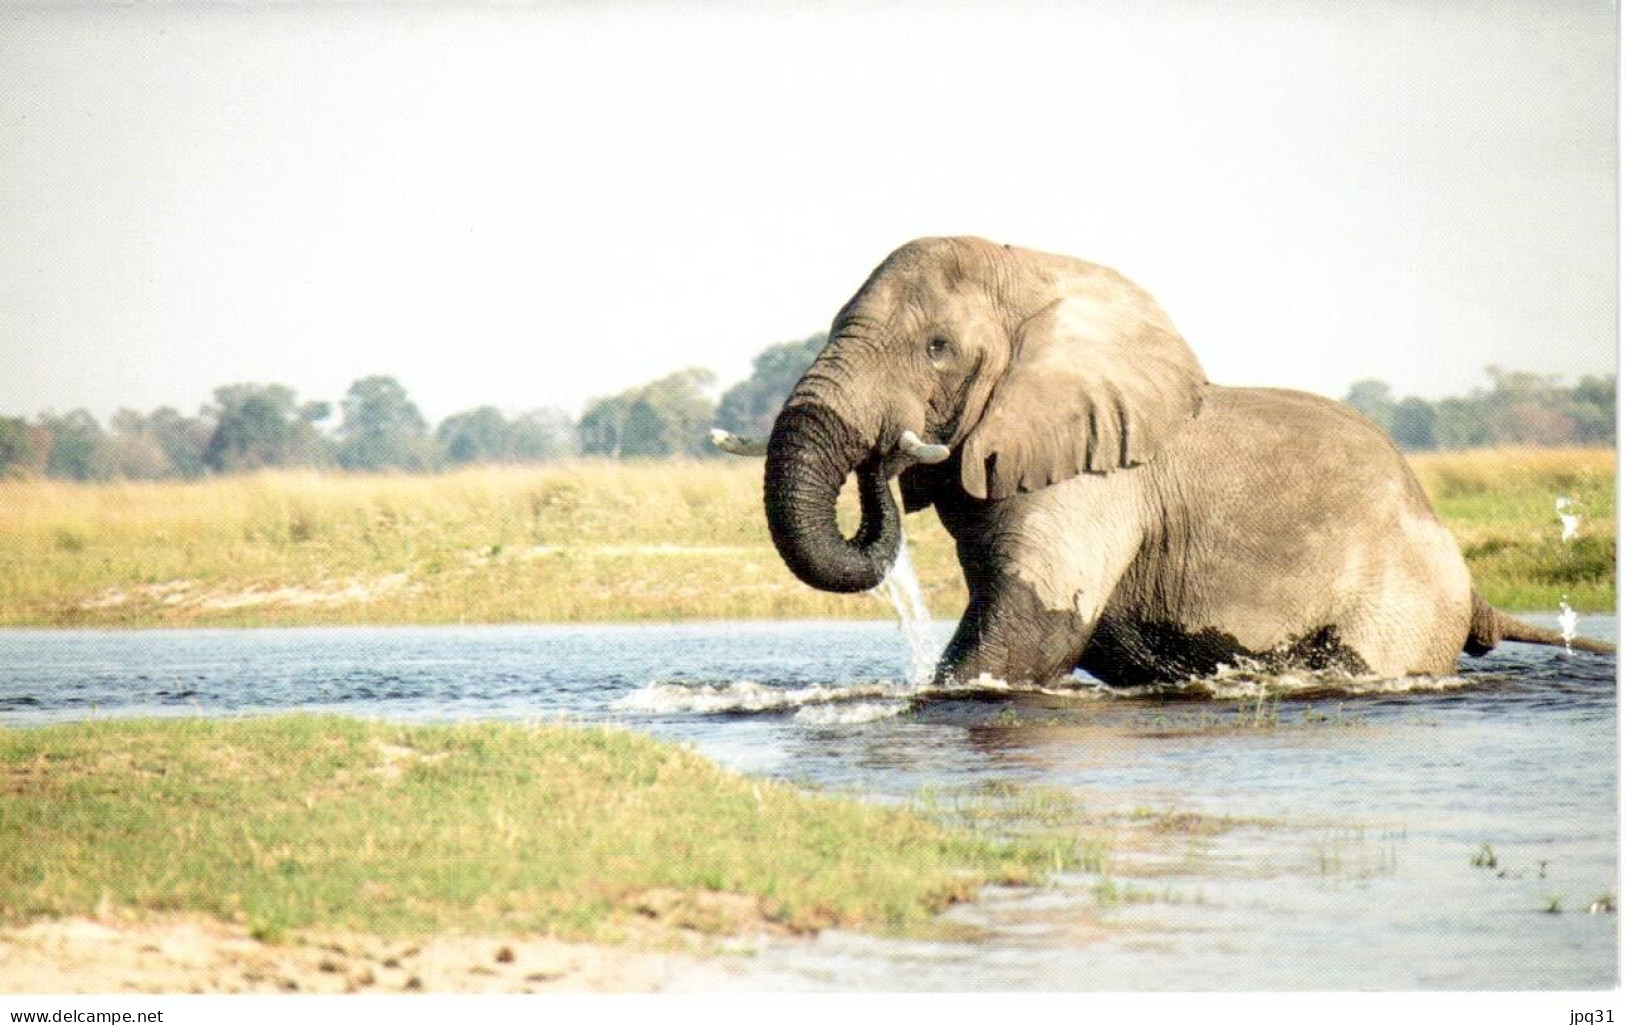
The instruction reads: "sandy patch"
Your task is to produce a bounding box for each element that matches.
[79,575,415,614]
[196,574,413,611]
[78,580,202,610]
[0,914,759,994]
[77,590,133,609]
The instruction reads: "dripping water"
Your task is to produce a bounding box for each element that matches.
[870,523,939,687]
[1556,496,1580,652]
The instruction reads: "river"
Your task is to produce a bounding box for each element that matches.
[0,614,1615,989]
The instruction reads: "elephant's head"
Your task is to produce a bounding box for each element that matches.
[752,236,1207,594]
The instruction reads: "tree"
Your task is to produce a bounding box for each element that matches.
[38,410,114,481]
[1473,367,1581,446]
[505,408,576,461]
[579,367,717,458]
[1432,396,1492,449]
[715,333,827,438]
[335,376,429,471]
[1481,366,1561,405]
[1561,374,1614,446]
[623,367,717,458]
[1342,379,1395,434]
[437,406,510,465]
[0,417,32,475]
[1336,367,1614,449]
[109,409,173,480]
[437,406,578,465]
[1388,397,1437,451]
[147,407,213,479]
[578,392,635,459]
[0,417,48,476]
[204,384,331,472]
[1502,404,1578,447]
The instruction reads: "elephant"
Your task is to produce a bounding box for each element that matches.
[716,237,1613,687]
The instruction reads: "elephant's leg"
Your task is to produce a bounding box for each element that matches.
[930,475,1145,688]
[934,569,1096,687]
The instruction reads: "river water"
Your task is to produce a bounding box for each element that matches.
[0,613,1615,989]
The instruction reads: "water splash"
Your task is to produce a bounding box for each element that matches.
[614,526,943,724]
[792,701,912,725]
[1558,600,1579,652]
[612,666,1487,719]
[1556,496,1581,542]
[612,679,905,714]
[1555,497,1580,653]
[1173,659,1473,700]
[870,526,939,687]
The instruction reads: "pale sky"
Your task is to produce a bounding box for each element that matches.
[0,0,1616,423]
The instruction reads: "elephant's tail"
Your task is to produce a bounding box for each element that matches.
[1465,589,1615,656]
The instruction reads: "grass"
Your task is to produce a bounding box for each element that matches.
[0,463,959,626]
[911,783,1112,874]
[0,715,1089,942]
[0,447,1611,627]
[1408,448,1616,612]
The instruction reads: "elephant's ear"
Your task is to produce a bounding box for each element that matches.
[959,282,1206,501]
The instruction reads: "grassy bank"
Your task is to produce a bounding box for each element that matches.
[0,447,1612,627]
[0,715,1079,942]
[1406,448,1614,611]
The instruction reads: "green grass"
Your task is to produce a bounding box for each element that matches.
[1409,448,1615,611]
[0,447,1611,627]
[0,715,1089,942]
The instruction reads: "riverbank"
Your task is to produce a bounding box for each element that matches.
[0,915,708,993]
[0,716,1072,939]
[0,715,1096,992]
[1,618,1613,991]
[0,447,1612,627]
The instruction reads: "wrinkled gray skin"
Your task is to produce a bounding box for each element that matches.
[760,236,1609,687]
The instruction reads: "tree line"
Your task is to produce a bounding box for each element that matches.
[1341,367,1615,451]
[0,343,1612,481]
[0,334,827,482]
[0,377,578,481]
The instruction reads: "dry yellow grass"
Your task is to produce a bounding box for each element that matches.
[0,462,961,625]
[0,448,1611,627]
[1406,446,1616,500]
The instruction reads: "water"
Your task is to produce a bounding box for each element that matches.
[1558,496,1581,543]
[870,537,936,687]
[0,614,1615,989]
[1557,497,1582,651]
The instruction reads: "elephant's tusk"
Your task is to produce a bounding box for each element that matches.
[899,430,951,464]
[710,428,768,456]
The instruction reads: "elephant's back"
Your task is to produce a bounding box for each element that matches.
[1107,384,1472,677]
[1174,385,1433,510]
[1157,384,1438,531]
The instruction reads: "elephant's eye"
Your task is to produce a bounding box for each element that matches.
[926,337,951,362]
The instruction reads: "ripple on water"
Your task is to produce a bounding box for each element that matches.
[608,652,1604,722]
[0,616,1614,989]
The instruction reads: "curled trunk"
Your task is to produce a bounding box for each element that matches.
[763,403,899,593]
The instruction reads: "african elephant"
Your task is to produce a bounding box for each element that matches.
[716,237,1611,687]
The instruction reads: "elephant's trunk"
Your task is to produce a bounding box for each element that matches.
[763,402,899,593]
